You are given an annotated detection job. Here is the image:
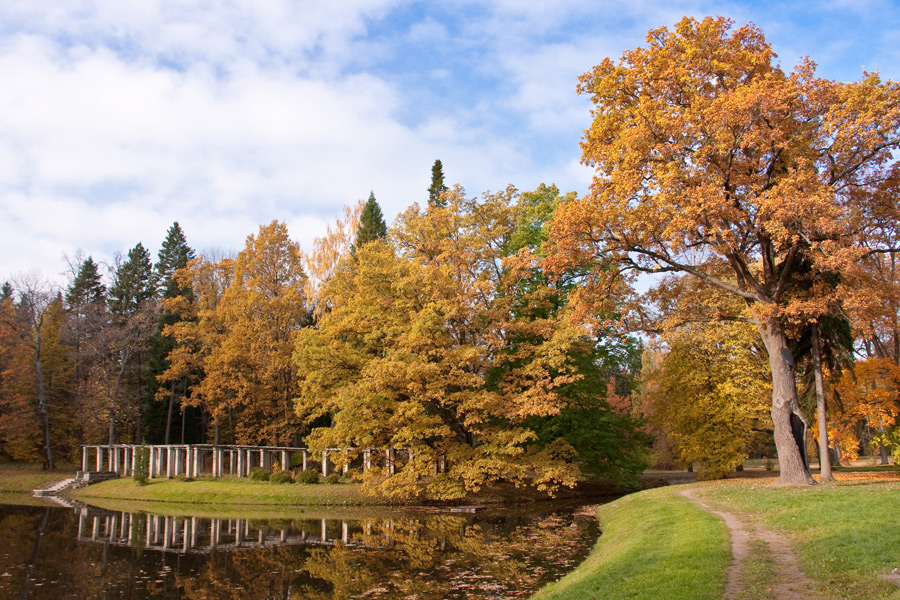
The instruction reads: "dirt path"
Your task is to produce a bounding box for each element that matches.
[679,489,823,600]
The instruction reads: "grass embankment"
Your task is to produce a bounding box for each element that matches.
[71,476,383,507]
[0,465,77,494]
[533,485,729,600]
[535,473,900,600]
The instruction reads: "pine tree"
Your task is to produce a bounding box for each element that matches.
[108,243,155,318]
[155,222,195,300]
[428,159,448,207]
[149,223,197,444]
[353,192,387,252]
[1,282,12,302]
[65,257,106,308]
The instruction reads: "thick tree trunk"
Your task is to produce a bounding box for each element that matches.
[758,317,815,485]
[811,323,834,482]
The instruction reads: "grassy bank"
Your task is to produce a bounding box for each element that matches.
[533,485,729,600]
[534,474,900,600]
[702,477,900,600]
[0,465,77,494]
[71,476,385,506]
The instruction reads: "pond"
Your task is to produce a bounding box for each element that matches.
[0,499,601,599]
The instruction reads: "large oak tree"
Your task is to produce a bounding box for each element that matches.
[548,16,900,484]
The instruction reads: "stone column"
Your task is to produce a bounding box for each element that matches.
[237,449,244,478]
[281,450,289,472]
[363,449,371,471]
[387,448,395,475]
[321,450,329,476]
[193,447,200,477]
[166,447,174,478]
[82,446,90,472]
[96,446,104,471]
[302,450,308,471]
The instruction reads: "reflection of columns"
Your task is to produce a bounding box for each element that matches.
[191,517,198,548]
[163,517,170,548]
[321,519,327,542]
[92,516,99,540]
[342,521,349,544]
[183,520,190,552]
[77,511,85,539]
[82,447,90,472]
[236,519,243,544]
[146,515,153,547]
[109,515,117,541]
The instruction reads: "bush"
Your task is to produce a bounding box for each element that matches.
[295,470,320,484]
[270,470,293,484]
[248,467,270,481]
[322,473,342,485]
[133,447,150,486]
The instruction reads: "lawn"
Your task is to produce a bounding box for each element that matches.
[0,464,77,494]
[71,475,387,506]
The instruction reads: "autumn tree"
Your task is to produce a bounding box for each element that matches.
[640,319,772,479]
[549,16,900,484]
[159,252,234,443]
[0,276,60,468]
[296,185,645,498]
[196,221,310,445]
[303,202,362,318]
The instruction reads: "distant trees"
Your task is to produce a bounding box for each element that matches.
[428,159,448,207]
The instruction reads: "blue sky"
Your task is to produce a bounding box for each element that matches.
[1,0,898,284]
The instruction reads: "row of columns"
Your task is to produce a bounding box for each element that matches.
[80,445,442,479]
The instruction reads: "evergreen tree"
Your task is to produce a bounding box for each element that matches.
[0,282,12,302]
[65,257,106,308]
[428,159,448,207]
[108,243,155,318]
[148,223,198,444]
[155,222,195,299]
[353,192,388,252]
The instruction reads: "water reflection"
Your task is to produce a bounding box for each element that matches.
[0,501,600,599]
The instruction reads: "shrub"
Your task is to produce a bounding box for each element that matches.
[270,470,293,484]
[322,473,342,485]
[248,467,270,481]
[133,447,150,486]
[295,470,320,484]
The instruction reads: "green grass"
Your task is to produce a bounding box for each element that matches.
[70,476,393,506]
[0,465,77,493]
[532,486,728,600]
[703,480,900,600]
[738,539,776,600]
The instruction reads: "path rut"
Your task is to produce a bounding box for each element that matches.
[679,488,823,600]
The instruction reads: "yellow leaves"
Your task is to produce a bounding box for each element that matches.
[294,186,587,498]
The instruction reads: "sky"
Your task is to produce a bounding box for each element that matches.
[1,0,898,286]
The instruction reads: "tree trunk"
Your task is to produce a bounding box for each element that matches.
[33,344,54,471]
[758,317,815,485]
[165,381,176,444]
[811,323,834,482]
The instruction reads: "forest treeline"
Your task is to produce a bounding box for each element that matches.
[1,16,899,495]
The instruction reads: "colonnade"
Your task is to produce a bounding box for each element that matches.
[80,444,431,479]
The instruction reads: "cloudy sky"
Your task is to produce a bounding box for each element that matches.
[1,0,898,285]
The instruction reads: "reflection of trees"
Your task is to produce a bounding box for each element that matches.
[0,505,597,600]
[302,513,596,599]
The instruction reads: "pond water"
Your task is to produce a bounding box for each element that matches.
[0,499,600,599]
